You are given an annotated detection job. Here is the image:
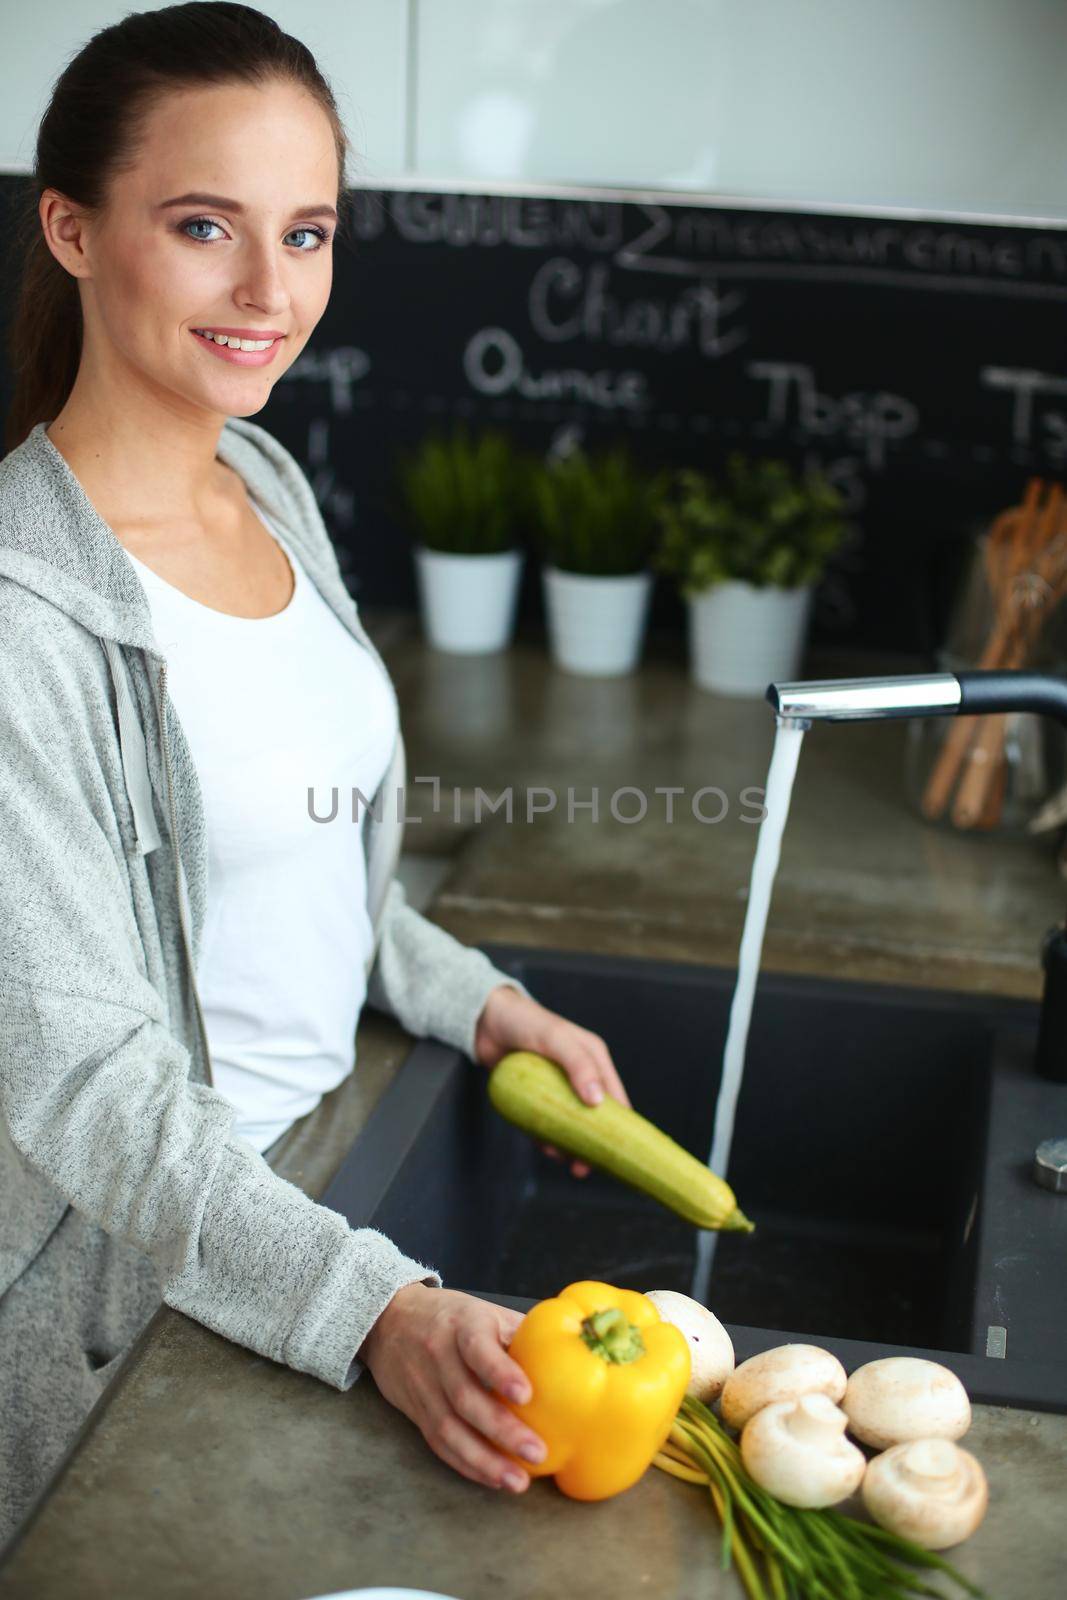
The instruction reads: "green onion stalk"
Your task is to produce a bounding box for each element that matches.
[650,1395,990,1600]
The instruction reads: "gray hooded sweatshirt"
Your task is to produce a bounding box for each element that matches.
[0,417,529,1391]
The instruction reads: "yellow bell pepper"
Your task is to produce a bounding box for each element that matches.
[500,1279,691,1501]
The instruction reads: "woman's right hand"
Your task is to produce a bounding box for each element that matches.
[357,1281,548,1493]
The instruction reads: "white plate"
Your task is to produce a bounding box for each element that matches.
[301,1589,466,1600]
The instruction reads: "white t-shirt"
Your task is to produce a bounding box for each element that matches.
[125,502,398,1153]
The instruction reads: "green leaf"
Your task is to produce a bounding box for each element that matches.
[651,454,849,594]
[524,446,671,575]
[393,424,526,554]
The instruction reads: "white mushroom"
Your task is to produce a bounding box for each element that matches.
[862,1438,989,1549]
[643,1289,735,1403]
[842,1358,971,1451]
[740,1393,867,1509]
[720,1344,848,1433]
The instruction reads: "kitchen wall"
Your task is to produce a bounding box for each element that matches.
[3,2,1064,654]
[2,0,1065,221]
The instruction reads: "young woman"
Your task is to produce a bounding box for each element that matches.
[0,1,632,1549]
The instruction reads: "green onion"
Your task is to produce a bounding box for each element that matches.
[649,1395,991,1600]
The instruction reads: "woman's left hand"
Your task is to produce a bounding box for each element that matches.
[472,983,632,1179]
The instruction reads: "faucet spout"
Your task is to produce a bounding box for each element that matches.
[767,672,960,722]
[767,669,1067,727]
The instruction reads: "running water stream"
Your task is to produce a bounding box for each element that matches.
[690,715,809,1306]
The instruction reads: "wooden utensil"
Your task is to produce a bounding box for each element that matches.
[950,485,1067,828]
[921,481,1045,821]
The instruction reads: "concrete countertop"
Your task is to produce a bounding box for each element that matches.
[3,615,1066,1599]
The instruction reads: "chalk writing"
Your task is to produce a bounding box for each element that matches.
[283,347,371,414]
[464,327,647,411]
[982,367,1067,464]
[304,419,356,534]
[529,257,746,358]
[384,190,623,253]
[667,209,1067,289]
[748,361,919,471]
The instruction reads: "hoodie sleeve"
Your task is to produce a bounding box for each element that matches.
[365,878,533,1062]
[0,633,439,1391]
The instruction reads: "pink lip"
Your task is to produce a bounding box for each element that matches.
[190,328,283,367]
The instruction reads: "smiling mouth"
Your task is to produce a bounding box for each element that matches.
[191,329,281,350]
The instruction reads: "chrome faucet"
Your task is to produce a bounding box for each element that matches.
[767,669,1067,728]
[765,667,1067,1084]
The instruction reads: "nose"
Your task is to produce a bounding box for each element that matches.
[234,237,292,319]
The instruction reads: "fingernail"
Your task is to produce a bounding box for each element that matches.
[520,1440,546,1463]
[586,1085,604,1104]
[504,1470,527,1491]
[507,1382,530,1403]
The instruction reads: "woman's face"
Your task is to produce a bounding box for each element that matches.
[60,78,338,422]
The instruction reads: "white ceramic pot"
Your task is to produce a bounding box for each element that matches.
[413,544,524,654]
[687,579,815,697]
[542,565,654,677]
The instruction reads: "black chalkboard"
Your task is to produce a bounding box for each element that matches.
[4,175,1066,652]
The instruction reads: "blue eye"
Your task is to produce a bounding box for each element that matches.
[180,216,330,251]
[288,226,331,251]
[182,217,223,243]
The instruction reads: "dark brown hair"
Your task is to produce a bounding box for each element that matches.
[4,2,353,453]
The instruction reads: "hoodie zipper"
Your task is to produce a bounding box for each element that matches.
[157,658,215,1089]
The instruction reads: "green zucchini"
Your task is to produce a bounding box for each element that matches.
[487,1051,754,1234]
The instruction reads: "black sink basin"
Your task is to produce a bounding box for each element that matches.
[323,946,1067,1412]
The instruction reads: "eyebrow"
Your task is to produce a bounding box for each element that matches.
[157,191,338,222]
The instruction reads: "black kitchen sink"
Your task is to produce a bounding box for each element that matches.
[323,946,1067,1412]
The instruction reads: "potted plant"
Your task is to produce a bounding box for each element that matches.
[653,453,848,697]
[396,425,526,653]
[526,444,670,677]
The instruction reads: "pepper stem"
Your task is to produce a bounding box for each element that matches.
[580,1306,646,1364]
